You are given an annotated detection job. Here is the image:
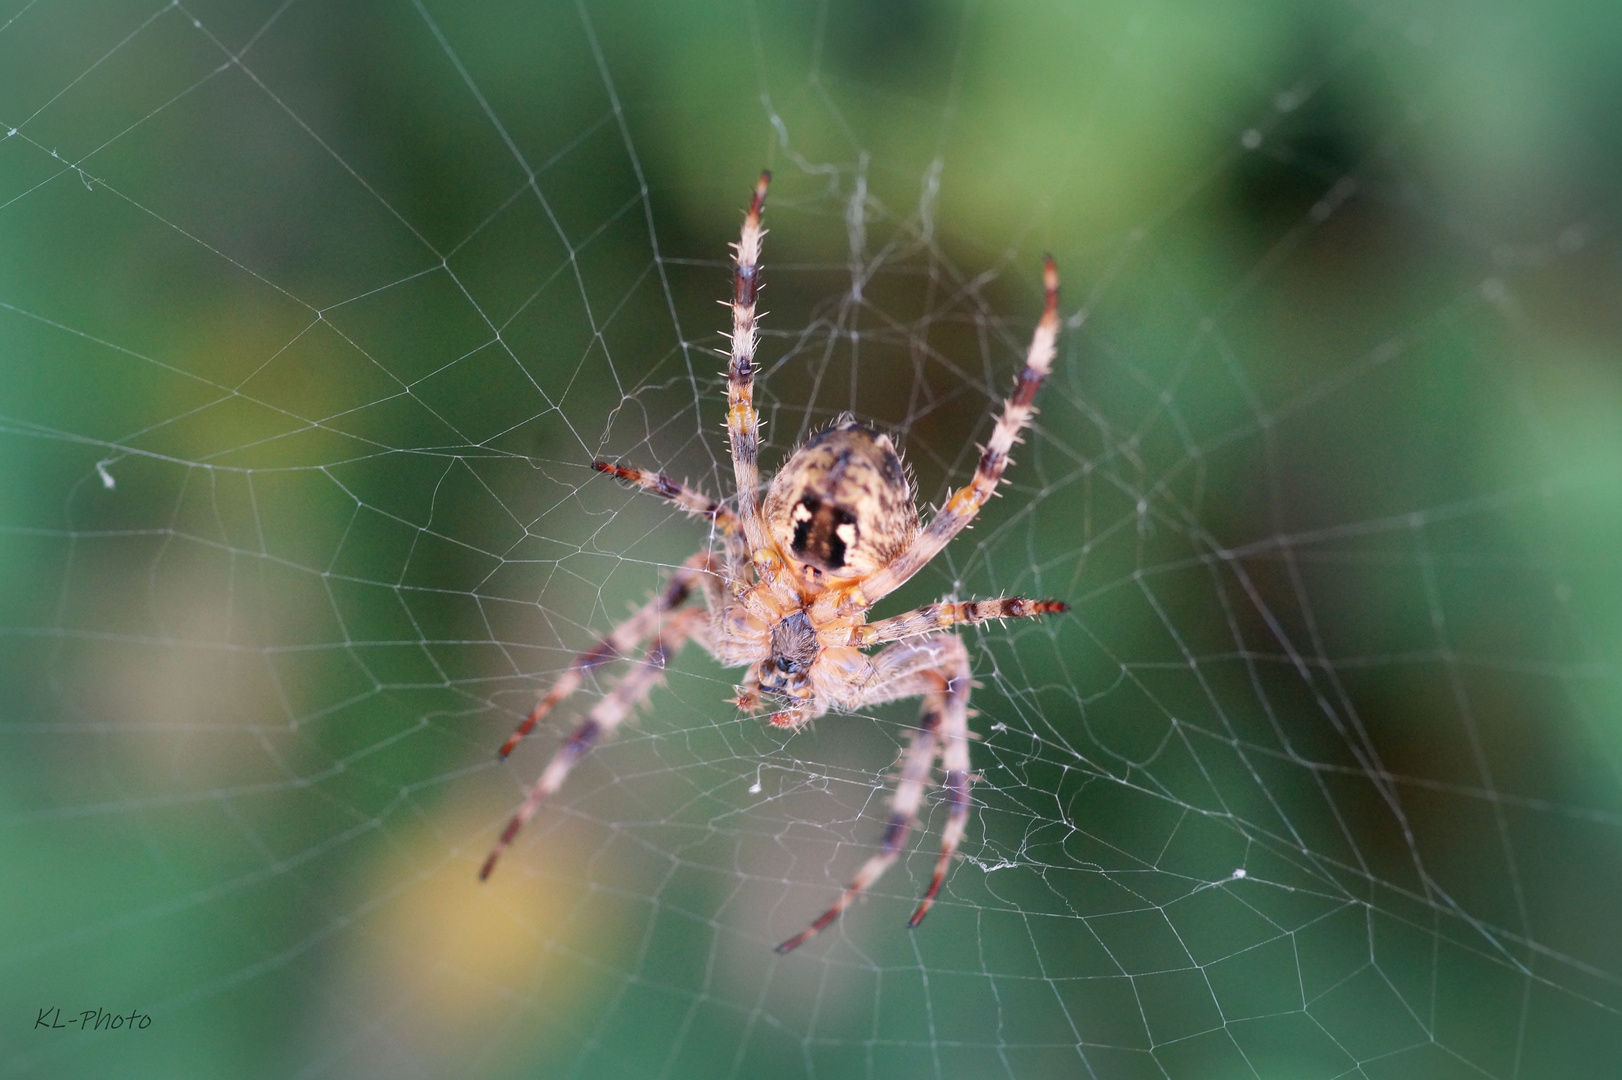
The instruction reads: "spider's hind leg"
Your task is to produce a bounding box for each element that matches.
[774,634,972,953]
[909,650,973,927]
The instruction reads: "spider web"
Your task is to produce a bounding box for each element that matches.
[3,1,1621,1077]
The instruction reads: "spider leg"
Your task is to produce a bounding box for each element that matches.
[858,258,1061,604]
[496,551,718,759]
[774,680,944,953]
[850,596,1068,647]
[592,462,745,568]
[909,645,973,927]
[725,172,774,563]
[775,634,971,953]
[482,604,709,880]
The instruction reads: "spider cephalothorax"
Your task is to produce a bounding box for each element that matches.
[482,172,1067,954]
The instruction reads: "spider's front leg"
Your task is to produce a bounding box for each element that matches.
[725,172,773,566]
[591,462,747,577]
[775,634,972,953]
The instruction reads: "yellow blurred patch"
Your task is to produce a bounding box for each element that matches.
[301,804,617,1077]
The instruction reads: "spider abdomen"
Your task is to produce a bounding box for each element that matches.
[764,417,918,581]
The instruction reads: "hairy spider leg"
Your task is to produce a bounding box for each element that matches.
[726,172,773,565]
[482,605,710,881]
[592,462,746,568]
[592,462,740,533]
[775,634,972,953]
[858,257,1061,604]
[850,596,1068,647]
[774,678,943,953]
[493,551,719,760]
[909,652,973,928]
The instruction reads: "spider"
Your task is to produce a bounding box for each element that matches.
[481,172,1066,953]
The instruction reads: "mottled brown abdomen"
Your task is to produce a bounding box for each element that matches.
[763,416,919,580]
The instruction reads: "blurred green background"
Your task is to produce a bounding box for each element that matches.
[3,0,1620,1077]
